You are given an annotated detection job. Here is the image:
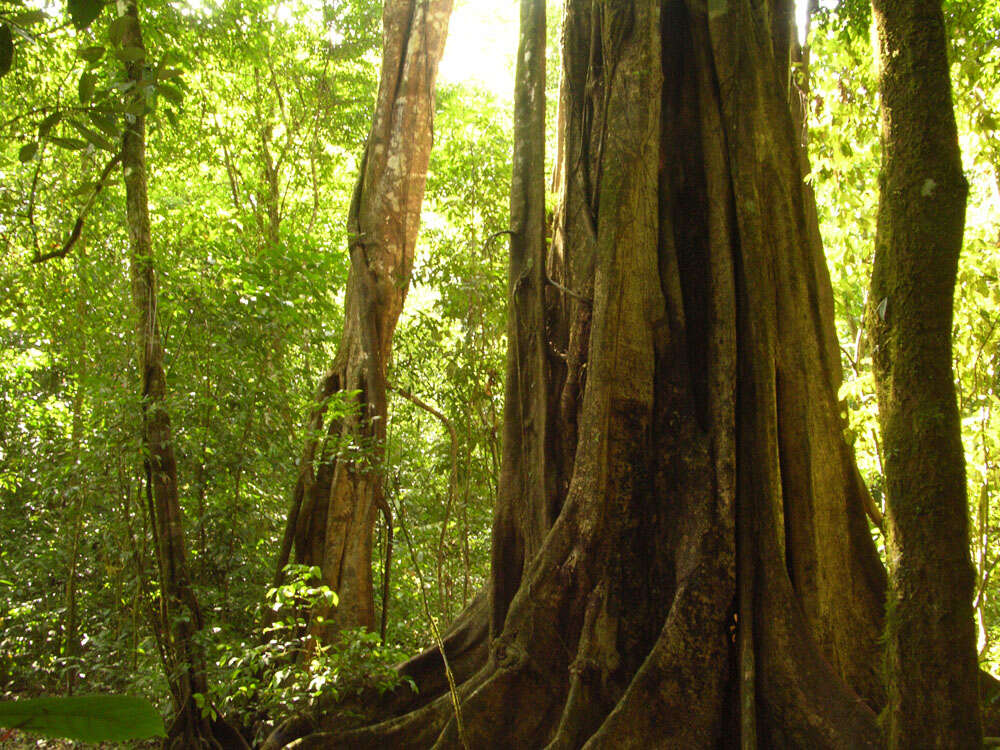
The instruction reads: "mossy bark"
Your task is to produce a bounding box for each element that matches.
[868,0,982,746]
[120,3,244,746]
[268,0,892,746]
[272,0,453,639]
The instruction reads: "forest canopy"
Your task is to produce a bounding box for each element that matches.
[1,0,999,746]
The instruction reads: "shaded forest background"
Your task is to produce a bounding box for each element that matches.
[1,0,999,743]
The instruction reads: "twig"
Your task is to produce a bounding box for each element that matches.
[487,228,591,302]
[483,228,515,250]
[391,481,469,750]
[27,146,43,255]
[32,149,124,264]
[389,383,459,615]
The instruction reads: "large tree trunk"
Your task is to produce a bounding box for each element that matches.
[268,0,892,746]
[272,0,453,639]
[867,0,982,745]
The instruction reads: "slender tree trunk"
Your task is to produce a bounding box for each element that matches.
[62,377,86,696]
[272,0,453,641]
[119,4,241,746]
[867,0,982,745]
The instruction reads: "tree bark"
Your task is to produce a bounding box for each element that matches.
[490,0,553,639]
[119,4,243,747]
[269,0,895,746]
[273,0,453,640]
[867,0,982,746]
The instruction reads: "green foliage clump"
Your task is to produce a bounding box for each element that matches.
[210,565,414,744]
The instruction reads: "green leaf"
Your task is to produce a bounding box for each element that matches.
[68,119,113,151]
[76,45,105,63]
[0,25,13,77]
[19,142,39,162]
[157,82,183,104]
[107,16,130,46]
[123,99,147,115]
[78,71,96,103]
[39,111,62,136]
[87,110,119,138]
[0,695,165,743]
[10,10,49,27]
[116,46,145,63]
[156,67,183,80]
[49,137,87,151]
[66,0,103,30]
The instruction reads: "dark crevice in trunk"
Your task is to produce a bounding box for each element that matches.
[661,1,712,431]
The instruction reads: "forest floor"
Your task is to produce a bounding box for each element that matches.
[0,734,159,748]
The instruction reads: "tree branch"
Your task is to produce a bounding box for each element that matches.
[32,148,123,264]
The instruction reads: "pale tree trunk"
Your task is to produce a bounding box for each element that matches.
[119,3,244,747]
[867,0,982,746]
[267,0,895,746]
[272,0,453,640]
